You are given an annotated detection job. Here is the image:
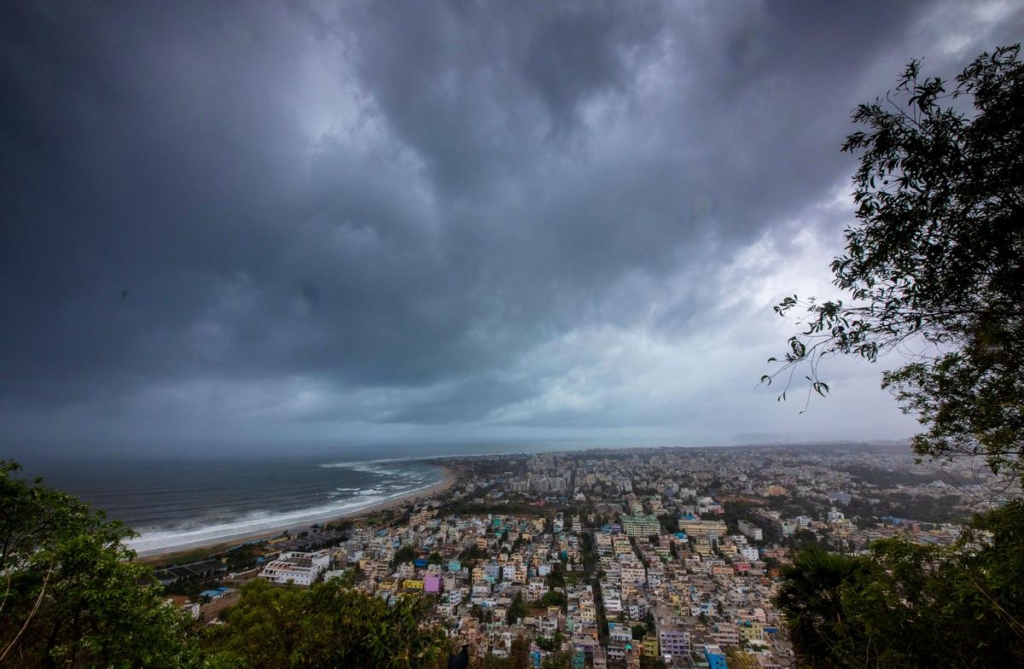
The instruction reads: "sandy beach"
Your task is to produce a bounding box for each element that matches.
[140,465,459,563]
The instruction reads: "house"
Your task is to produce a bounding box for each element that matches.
[259,551,330,587]
[424,574,442,593]
[703,644,727,669]
[712,622,740,647]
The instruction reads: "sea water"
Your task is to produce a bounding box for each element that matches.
[8,446,446,556]
[4,440,596,556]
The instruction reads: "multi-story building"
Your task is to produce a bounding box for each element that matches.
[738,620,765,643]
[738,519,764,541]
[608,624,632,644]
[259,551,330,587]
[704,644,728,669]
[657,625,690,662]
[408,508,436,527]
[712,622,740,647]
[621,514,661,537]
[679,517,728,540]
[642,635,659,658]
[603,590,622,615]
[621,563,647,588]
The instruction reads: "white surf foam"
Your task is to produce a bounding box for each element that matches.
[128,462,446,557]
[127,484,435,557]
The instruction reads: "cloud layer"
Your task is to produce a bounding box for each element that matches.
[2,0,1021,445]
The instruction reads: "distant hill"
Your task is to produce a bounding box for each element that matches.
[731,425,914,445]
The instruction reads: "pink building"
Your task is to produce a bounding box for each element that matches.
[424,575,442,594]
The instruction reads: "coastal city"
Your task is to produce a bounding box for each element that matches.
[4,1,1023,665]
[154,443,1012,668]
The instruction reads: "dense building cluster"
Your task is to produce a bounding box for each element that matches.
[166,443,1014,667]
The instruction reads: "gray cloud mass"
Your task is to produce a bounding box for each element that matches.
[1,0,1021,445]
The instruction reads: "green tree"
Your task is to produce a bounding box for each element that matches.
[540,650,571,669]
[536,631,564,653]
[206,578,449,668]
[508,635,530,669]
[657,514,677,535]
[766,44,1024,481]
[775,503,1024,668]
[478,654,511,669]
[772,546,871,667]
[0,461,201,668]
[507,593,528,624]
[789,528,823,549]
[459,544,485,562]
[725,649,760,669]
[391,544,418,569]
[640,655,667,669]
[644,610,656,635]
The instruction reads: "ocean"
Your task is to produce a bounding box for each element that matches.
[4,440,597,557]
[6,444,461,556]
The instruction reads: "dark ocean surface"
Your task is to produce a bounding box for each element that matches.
[3,440,598,556]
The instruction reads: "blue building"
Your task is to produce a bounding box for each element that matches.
[704,644,727,669]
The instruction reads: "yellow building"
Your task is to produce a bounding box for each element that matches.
[739,621,764,642]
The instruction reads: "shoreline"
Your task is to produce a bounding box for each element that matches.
[139,465,459,563]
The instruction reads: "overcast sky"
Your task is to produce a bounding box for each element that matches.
[2,0,1021,450]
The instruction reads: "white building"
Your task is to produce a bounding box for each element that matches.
[737,519,763,542]
[620,564,647,588]
[259,551,330,587]
[603,589,623,614]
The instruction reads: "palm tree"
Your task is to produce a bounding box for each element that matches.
[772,546,869,667]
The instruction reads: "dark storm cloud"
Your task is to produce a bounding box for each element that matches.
[1,0,1020,439]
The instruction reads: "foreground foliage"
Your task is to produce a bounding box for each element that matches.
[771,44,1024,668]
[768,44,1024,482]
[204,579,449,669]
[774,501,1024,668]
[1,460,453,669]
[0,460,201,668]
